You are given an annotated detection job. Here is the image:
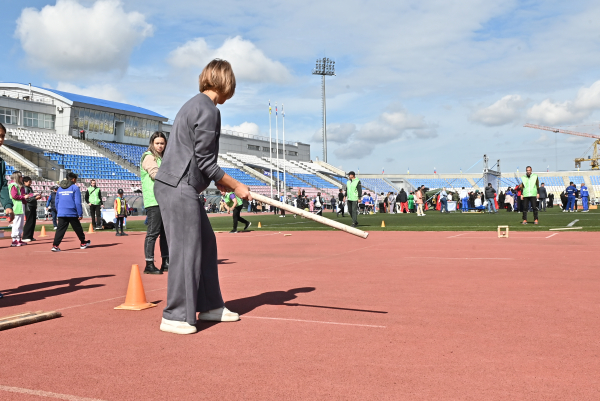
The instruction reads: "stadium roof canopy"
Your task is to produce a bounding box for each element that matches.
[1,83,167,120]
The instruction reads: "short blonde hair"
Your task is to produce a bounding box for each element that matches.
[199,59,236,99]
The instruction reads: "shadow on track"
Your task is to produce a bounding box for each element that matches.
[0,275,115,308]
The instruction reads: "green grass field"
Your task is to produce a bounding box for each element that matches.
[124,207,599,232]
[4,207,597,238]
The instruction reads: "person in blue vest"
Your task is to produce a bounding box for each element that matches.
[580,183,589,212]
[565,182,577,212]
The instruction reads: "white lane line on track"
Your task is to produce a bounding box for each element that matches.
[567,219,579,227]
[56,244,382,311]
[546,233,559,238]
[403,257,513,260]
[243,315,386,328]
[0,385,106,401]
[447,233,467,238]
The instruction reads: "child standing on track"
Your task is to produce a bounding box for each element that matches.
[8,171,33,247]
[222,190,251,233]
[114,189,128,236]
[52,172,90,252]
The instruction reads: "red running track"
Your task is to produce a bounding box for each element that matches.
[0,230,598,400]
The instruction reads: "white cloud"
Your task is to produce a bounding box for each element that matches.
[15,0,153,79]
[331,107,437,159]
[169,36,291,84]
[312,123,356,144]
[55,82,127,103]
[222,122,261,136]
[526,80,600,125]
[470,95,527,126]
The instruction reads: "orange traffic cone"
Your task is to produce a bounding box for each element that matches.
[381,220,386,228]
[88,223,94,234]
[258,222,262,228]
[114,265,157,311]
[39,225,48,237]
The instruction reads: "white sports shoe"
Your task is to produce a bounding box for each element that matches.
[198,307,240,322]
[160,318,197,335]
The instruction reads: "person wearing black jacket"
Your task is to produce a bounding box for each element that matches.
[22,176,41,242]
[336,188,345,217]
[538,183,548,211]
[397,189,408,213]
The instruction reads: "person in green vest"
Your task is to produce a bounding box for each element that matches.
[520,165,540,225]
[85,179,103,231]
[141,131,169,274]
[344,171,362,227]
[222,190,251,233]
[8,171,36,246]
[408,192,415,213]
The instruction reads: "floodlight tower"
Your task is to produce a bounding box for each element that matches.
[312,57,335,163]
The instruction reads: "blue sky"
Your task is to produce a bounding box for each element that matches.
[2,0,600,174]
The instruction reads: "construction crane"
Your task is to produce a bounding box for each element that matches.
[524,123,600,169]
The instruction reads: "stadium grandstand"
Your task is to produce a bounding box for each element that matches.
[3,82,600,215]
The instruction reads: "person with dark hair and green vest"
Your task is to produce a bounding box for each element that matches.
[222,190,251,233]
[520,165,540,225]
[344,171,362,227]
[85,179,103,231]
[141,131,169,274]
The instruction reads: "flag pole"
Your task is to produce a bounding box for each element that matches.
[275,103,280,195]
[282,103,286,199]
[269,100,273,199]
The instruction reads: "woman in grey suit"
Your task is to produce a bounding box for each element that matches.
[155,59,252,334]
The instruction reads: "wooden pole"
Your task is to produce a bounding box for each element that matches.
[250,192,368,239]
[0,311,62,331]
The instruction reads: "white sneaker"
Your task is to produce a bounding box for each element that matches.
[160,318,197,334]
[198,307,240,322]
[22,239,32,242]
[53,227,58,230]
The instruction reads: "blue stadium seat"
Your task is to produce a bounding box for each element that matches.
[44,152,139,181]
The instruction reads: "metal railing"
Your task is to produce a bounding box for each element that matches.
[220,129,298,146]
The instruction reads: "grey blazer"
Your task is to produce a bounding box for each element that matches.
[155,93,225,193]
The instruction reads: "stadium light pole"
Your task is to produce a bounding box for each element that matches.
[312,57,335,163]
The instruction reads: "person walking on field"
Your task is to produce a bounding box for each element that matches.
[459,187,469,212]
[580,183,589,212]
[484,183,497,213]
[52,172,90,252]
[345,171,362,227]
[141,131,169,275]
[397,189,408,213]
[22,176,41,242]
[521,166,539,225]
[46,186,58,229]
[155,59,250,334]
[114,189,128,236]
[85,179,103,231]
[538,183,548,212]
[565,182,577,212]
[8,171,34,246]
[223,190,251,233]
[439,187,449,213]
[415,187,425,216]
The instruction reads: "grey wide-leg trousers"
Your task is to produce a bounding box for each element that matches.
[155,179,224,325]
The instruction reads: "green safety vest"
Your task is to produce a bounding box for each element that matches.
[346,178,360,201]
[521,174,538,197]
[87,186,101,205]
[8,182,23,215]
[141,151,161,208]
[224,192,242,207]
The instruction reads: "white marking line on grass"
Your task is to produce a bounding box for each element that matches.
[0,385,106,401]
[243,315,386,328]
[567,219,579,227]
[546,233,559,238]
